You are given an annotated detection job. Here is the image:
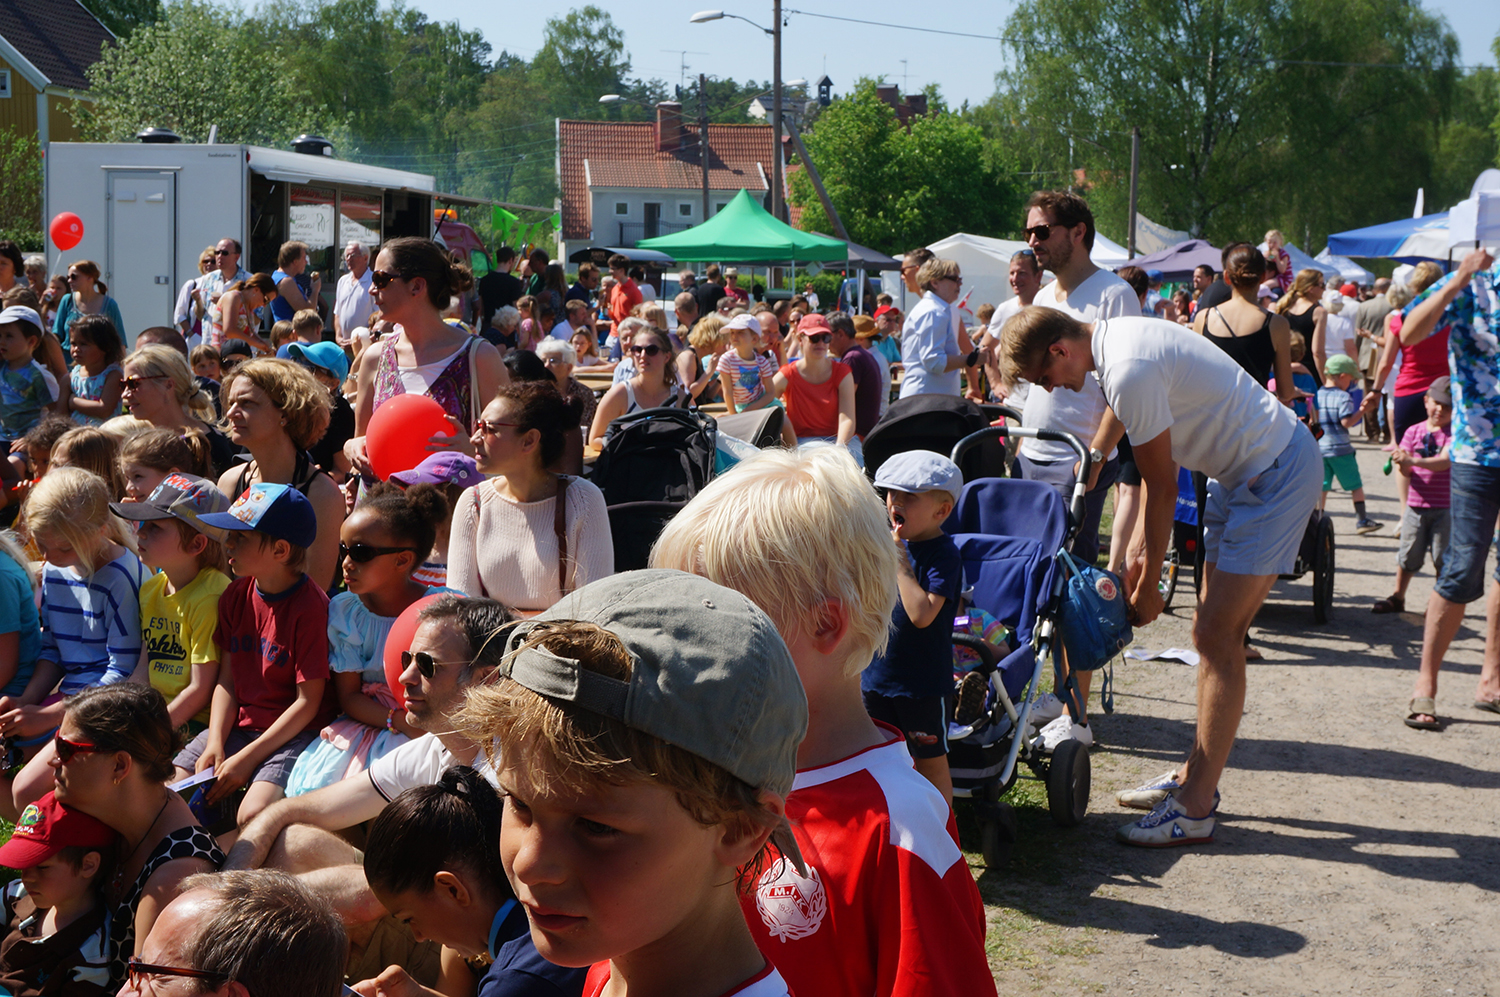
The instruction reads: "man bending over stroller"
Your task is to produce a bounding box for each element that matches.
[1001,307,1321,847]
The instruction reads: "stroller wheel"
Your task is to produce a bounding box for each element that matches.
[980,801,1019,868]
[1047,739,1091,827]
[1159,548,1181,610]
[1312,514,1336,624]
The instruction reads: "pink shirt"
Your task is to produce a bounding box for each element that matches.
[1401,421,1452,509]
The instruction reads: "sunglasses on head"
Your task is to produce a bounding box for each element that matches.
[340,542,420,563]
[1024,223,1055,241]
[54,734,102,764]
[804,332,832,344]
[369,269,410,289]
[629,343,663,356]
[400,649,469,679]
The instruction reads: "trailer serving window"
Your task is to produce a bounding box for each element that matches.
[290,185,337,274]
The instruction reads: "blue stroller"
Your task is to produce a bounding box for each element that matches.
[944,424,1096,867]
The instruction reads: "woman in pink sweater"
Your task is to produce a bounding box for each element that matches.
[448,381,612,614]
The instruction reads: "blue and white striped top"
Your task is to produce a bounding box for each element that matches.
[38,551,146,693]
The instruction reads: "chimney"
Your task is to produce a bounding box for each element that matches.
[905,94,927,118]
[875,85,899,109]
[656,102,684,153]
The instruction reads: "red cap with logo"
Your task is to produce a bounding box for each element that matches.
[0,791,118,869]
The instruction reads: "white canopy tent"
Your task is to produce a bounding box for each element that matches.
[1449,169,1500,248]
[882,232,1031,323]
[1091,232,1130,268]
[1314,248,1375,285]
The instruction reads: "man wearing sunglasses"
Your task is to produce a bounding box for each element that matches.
[194,239,252,341]
[222,596,513,980]
[124,869,345,997]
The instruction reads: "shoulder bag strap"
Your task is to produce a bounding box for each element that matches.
[554,474,571,595]
[467,334,485,431]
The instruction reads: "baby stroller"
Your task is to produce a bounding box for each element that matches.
[862,394,1010,482]
[943,424,1099,867]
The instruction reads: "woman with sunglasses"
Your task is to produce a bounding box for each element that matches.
[453,381,611,616]
[121,345,239,478]
[49,683,224,991]
[216,359,345,592]
[587,325,682,449]
[771,313,861,465]
[898,257,973,400]
[49,260,124,353]
[212,273,277,356]
[345,239,508,480]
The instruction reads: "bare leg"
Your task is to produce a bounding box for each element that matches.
[4,741,50,822]
[1391,567,1416,601]
[1318,488,1329,512]
[236,782,285,827]
[1176,565,1278,818]
[1411,591,1469,724]
[299,863,387,925]
[1476,584,1500,703]
[1107,482,1142,576]
[912,754,954,811]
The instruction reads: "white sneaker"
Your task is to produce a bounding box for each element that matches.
[1027,692,1065,725]
[1116,771,1222,812]
[1116,793,1215,847]
[1031,714,1092,751]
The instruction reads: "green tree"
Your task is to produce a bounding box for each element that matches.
[0,131,43,249]
[78,0,163,37]
[788,79,1024,252]
[71,0,315,145]
[987,0,1460,249]
[530,7,636,120]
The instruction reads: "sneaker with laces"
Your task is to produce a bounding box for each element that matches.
[1115,772,1221,812]
[1116,793,1215,847]
[1031,714,1092,751]
[1355,517,1381,535]
[954,671,989,725]
[1027,692,1065,725]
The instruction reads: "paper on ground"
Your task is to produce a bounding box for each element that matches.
[1124,647,1200,666]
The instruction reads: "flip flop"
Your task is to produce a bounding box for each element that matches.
[1405,697,1440,730]
[1473,697,1500,715]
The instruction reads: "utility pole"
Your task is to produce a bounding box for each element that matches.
[772,0,784,225]
[699,73,711,226]
[1127,126,1140,259]
[782,124,848,242]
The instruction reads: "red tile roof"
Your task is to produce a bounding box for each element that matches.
[559,120,791,241]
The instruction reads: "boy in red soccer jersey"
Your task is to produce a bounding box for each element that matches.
[652,446,997,997]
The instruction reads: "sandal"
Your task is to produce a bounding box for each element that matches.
[1404,697,1440,730]
[1372,594,1405,614]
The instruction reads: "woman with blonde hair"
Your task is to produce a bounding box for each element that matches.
[1275,269,1328,378]
[1372,262,1446,445]
[51,259,125,350]
[120,344,237,476]
[679,312,728,405]
[217,358,345,590]
[214,272,278,354]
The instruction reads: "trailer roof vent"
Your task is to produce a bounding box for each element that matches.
[136,127,182,144]
[291,134,334,157]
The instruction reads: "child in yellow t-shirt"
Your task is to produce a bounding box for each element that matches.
[111,473,232,732]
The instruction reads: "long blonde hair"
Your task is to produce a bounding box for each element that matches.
[23,467,135,575]
[1276,269,1326,314]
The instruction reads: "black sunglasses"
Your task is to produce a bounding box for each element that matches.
[399,649,470,679]
[628,343,663,357]
[121,374,169,392]
[341,543,420,563]
[804,332,832,344]
[1024,224,1054,241]
[369,269,410,289]
[127,959,232,988]
[213,249,236,256]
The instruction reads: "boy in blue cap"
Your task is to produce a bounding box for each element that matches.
[863,450,965,807]
[176,483,336,825]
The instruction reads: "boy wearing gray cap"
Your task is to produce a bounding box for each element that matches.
[863,450,965,807]
[456,569,806,997]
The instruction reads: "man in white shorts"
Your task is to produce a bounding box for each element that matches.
[1001,307,1322,847]
[1015,190,1138,749]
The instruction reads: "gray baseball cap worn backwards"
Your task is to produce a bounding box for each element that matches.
[502,569,809,801]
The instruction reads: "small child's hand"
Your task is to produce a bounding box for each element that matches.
[195,743,225,777]
[204,750,254,804]
[353,966,427,997]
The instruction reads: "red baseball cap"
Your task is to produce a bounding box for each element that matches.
[873,305,901,320]
[1339,283,1358,297]
[0,791,117,869]
[799,314,832,335]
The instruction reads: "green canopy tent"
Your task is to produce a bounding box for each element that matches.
[637,189,847,263]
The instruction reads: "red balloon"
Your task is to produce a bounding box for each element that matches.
[383,593,449,709]
[366,394,453,479]
[49,212,83,252]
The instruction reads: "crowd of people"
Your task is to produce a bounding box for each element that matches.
[0,190,1493,996]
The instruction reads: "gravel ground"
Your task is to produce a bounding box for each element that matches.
[973,439,1500,996]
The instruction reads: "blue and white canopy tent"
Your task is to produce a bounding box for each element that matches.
[1326,212,1452,263]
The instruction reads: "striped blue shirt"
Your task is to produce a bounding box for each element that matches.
[38,552,146,693]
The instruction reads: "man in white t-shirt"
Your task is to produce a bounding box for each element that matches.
[222,597,511,932]
[983,248,1043,409]
[1011,191,1137,748]
[1002,308,1321,849]
[333,241,375,345]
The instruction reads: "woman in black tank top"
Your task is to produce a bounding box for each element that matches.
[1275,269,1329,378]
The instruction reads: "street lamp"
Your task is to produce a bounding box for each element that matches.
[691,6,784,226]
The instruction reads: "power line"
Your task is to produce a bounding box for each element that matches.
[782,6,1493,72]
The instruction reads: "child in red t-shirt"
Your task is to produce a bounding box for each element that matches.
[652,446,997,997]
[174,483,334,825]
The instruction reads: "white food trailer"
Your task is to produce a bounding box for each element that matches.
[43,135,450,341]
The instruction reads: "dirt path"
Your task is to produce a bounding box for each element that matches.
[976,438,1500,996]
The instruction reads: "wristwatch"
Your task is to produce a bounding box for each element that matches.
[1088,447,1105,465]
[965,348,980,368]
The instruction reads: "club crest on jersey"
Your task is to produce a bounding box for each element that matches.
[755,860,828,941]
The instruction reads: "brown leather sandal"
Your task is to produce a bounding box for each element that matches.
[1372,594,1405,614]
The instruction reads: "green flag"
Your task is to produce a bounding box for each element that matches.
[492,205,519,248]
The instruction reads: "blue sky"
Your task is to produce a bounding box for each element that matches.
[409,0,1499,110]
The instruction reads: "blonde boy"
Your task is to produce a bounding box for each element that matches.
[291,308,322,345]
[459,570,805,997]
[651,446,996,997]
